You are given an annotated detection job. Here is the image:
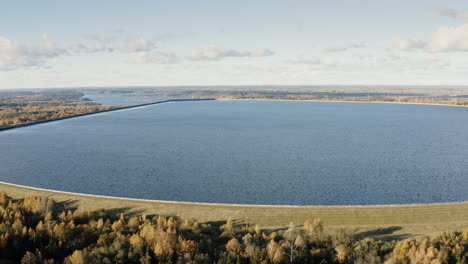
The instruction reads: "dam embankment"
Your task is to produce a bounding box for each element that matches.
[1,180,467,238]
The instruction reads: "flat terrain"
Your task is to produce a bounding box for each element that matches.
[1,182,467,240]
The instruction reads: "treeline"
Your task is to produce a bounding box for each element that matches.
[161,90,468,106]
[0,192,467,264]
[0,92,116,127]
[0,92,88,107]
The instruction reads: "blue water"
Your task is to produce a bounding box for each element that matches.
[83,92,186,106]
[1,100,467,205]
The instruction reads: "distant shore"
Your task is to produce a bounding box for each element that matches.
[217,98,468,108]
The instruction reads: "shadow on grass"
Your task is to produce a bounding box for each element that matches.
[106,207,147,217]
[379,233,413,241]
[355,226,411,241]
[49,198,146,219]
[53,199,79,212]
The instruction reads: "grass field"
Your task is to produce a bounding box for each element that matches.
[1,181,467,240]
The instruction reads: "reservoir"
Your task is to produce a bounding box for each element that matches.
[1,100,467,205]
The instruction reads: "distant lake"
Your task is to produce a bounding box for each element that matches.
[1,100,467,205]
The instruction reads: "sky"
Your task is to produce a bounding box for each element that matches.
[1,0,468,89]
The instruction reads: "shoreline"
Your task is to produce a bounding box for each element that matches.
[1,180,466,209]
[217,98,468,108]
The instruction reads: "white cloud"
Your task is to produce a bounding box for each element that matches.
[122,37,156,52]
[232,53,451,80]
[249,48,275,57]
[392,23,468,52]
[131,51,178,64]
[0,34,65,71]
[323,43,365,52]
[434,7,458,18]
[426,23,468,52]
[286,57,322,65]
[154,32,181,42]
[70,32,117,54]
[30,34,65,58]
[122,37,165,63]
[391,37,426,51]
[458,12,468,21]
[374,54,450,71]
[70,43,114,53]
[187,45,274,61]
[434,7,468,21]
[317,54,450,75]
[82,32,116,44]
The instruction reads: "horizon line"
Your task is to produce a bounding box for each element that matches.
[4,84,468,91]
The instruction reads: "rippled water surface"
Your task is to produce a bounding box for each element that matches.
[1,100,468,205]
[83,92,182,106]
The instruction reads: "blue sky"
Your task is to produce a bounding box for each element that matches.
[1,0,468,89]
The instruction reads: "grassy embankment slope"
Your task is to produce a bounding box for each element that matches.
[1,182,467,240]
